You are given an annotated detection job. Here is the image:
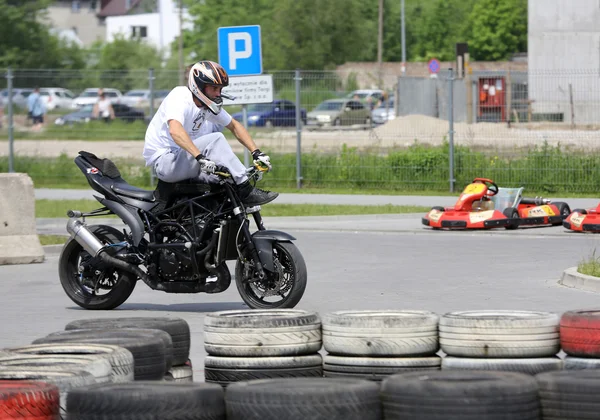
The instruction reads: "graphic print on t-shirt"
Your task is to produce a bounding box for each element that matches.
[192,112,205,131]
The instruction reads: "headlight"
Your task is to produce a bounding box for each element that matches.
[248,115,260,122]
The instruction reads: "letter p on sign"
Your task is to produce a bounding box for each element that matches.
[217,25,263,76]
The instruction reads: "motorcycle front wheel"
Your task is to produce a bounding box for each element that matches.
[58,225,137,310]
[235,242,307,309]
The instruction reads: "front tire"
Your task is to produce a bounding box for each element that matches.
[58,225,136,310]
[235,242,307,309]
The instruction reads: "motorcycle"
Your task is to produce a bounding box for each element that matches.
[58,150,307,310]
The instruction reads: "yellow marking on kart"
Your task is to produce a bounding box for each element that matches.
[570,214,585,228]
[469,210,495,223]
[428,209,443,222]
[528,205,554,217]
[463,183,487,195]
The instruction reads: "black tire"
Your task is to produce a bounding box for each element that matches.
[431,206,445,212]
[536,370,600,419]
[503,207,520,230]
[58,225,136,310]
[45,328,173,373]
[323,355,441,382]
[572,208,588,215]
[205,355,323,386]
[225,378,381,420]
[381,370,540,420]
[235,242,307,309]
[552,202,571,224]
[65,317,190,366]
[66,382,225,420]
[33,331,166,380]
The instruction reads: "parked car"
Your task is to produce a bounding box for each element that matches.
[372,98,395,125]
[347,89,386,109]
[231,100,306,127]
[0,88,33,109]
[71,88,123,109]
[40,88,76,110]
[306,98,371,127]
[121,89,151,108]
[54,103,145,125]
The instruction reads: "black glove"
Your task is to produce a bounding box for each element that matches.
[195,153,216,174]
[251,148,272,171]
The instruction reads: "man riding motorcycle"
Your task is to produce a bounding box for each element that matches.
[143,60,278,206]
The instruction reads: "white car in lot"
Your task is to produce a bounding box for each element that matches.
[71,88,123,109]
[121,89,151,108]
[39,88,77,110]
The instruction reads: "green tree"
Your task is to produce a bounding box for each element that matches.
[466,0,527,61]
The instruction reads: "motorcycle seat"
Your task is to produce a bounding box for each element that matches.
[111,181,156,201]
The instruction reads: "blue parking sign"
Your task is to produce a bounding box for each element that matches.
[217,25,263,76]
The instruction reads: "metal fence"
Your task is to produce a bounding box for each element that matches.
[2,67,600,193]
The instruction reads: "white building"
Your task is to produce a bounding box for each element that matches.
[44,1,106,47]
[105,0,192,56]
[528,0,600,124]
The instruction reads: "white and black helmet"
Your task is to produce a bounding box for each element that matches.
[187,60,230,115]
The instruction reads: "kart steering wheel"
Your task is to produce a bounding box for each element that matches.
[474,178,499,196]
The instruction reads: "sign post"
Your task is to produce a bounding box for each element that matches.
[218,25,266,166]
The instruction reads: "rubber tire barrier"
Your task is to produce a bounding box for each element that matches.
[323,355,441,381]
[66,382,225,420]
[205,355,323,386]
[560,309,600,357]
[442,356,563,375]
[33,332,166,380]
[225,378,381,420]
[6,343,135,383]
[564,356,600,370]
[204,310,322,357]
[65,316,190,366]
[0,354,112,383]
[381,370,540,420]
[322,310,439,356]
[536,369,600,419]
[165,362,194,383]
[47,328,173,372]
[440,310,560,357]
[0,380,60,419]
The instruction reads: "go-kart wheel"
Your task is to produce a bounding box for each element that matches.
[572,208,588,215]
[431,206,445,212]
[503,207,519,230]
[552,202,571,224]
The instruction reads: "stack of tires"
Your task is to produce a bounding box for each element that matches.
[203,309,323,386]
[321,310,442,381]
[560,309,600,370]
[0,380,61,419]
[440,310,563,374]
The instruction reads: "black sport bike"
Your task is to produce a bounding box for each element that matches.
[59,151,307,310]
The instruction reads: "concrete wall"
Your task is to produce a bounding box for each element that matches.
[397,76,467,123]
[106,0,192,55]
[528,0,600,123]
[45,1,105,47]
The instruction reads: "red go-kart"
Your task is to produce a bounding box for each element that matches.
[563,204,600,232]
[422,178,571,230]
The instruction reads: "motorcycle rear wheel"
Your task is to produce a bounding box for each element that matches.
[235,242,307,309]
[59,225,136,310]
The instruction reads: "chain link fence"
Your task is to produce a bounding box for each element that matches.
[1,67,600,193]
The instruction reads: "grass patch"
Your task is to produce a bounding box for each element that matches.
[578,249,600,278]
[36,199,429,219]
[39,235,68,245]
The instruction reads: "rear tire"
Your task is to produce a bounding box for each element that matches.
[553,202,571,224]
[503,207,519,230]
[58,225,136,310]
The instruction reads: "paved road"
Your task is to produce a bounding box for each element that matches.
[2,225,600,382]
[34,188,600,210]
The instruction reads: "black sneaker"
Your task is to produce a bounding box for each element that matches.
[238,181,279,206]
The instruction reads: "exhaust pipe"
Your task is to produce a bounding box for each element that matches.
[66,218,105,257]
[66,218,157,289]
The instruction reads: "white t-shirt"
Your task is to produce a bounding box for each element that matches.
[143,86,232,166]
[97,99,111,118]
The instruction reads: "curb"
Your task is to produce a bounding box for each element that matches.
[43,244,64,255]
[559,266,600,293]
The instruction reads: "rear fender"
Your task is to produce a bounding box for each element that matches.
[98,197,145,247]
[251,230,296,272]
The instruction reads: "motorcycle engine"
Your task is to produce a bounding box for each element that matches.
[158,249,182,279]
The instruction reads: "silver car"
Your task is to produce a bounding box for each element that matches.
[306,98,371,127]
[371,99,395,125]
[0,88,33,109]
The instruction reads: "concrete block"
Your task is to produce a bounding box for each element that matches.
[0,173,44,265]
[559,267,600,294]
